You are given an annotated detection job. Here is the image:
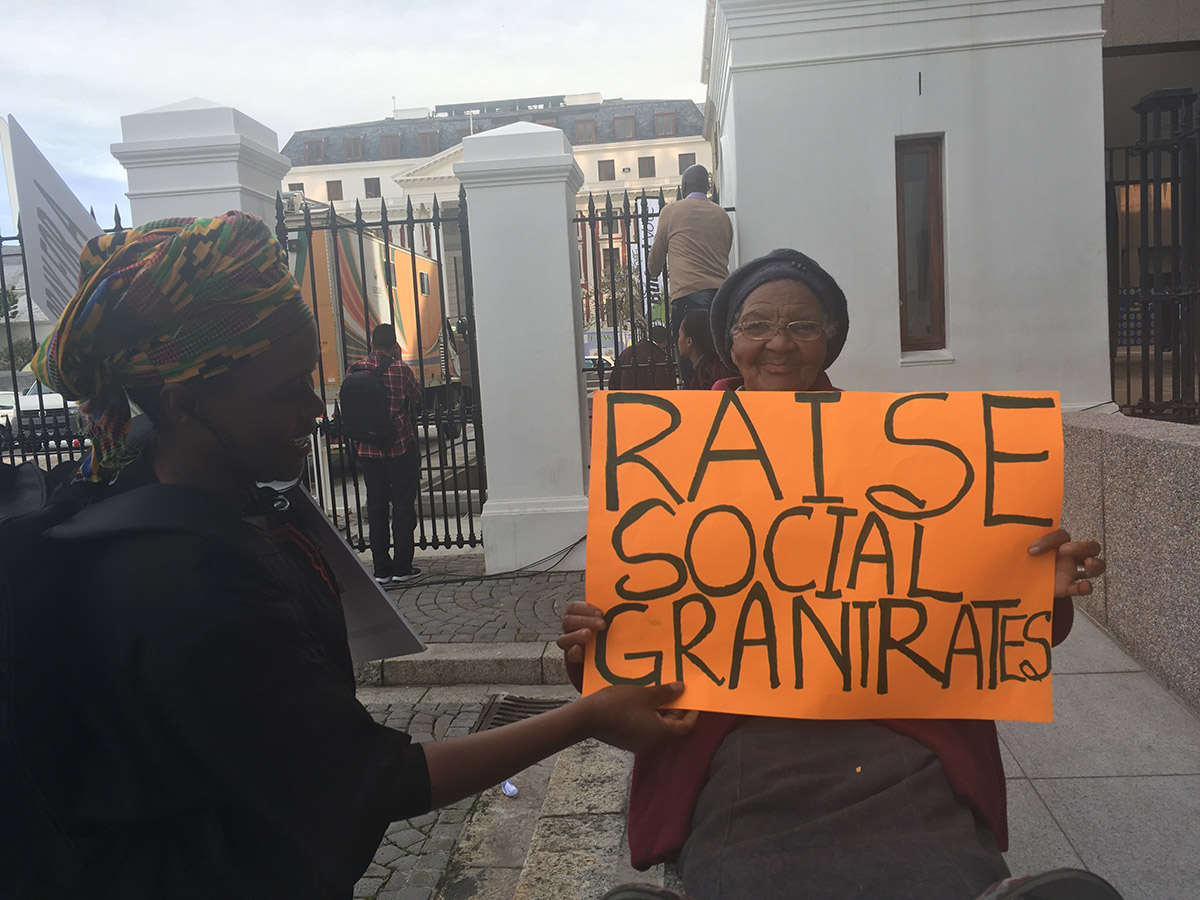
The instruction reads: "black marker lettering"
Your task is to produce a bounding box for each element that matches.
[865,393,975,520]
[672,593,726,686]
[688,392,782,501]
[792,594,852,691]
[594,603,662,685]
[605,393,683,511]
[729,582,780,690]
[794,392,844,503]
[612,498,687,602]
[982,394,1056,527]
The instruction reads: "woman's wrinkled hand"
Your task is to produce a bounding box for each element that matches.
[1028,529,1105,598]
[557,600,606,665]
[580,682,699,753]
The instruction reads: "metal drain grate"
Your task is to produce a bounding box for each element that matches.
[471,694,570,732]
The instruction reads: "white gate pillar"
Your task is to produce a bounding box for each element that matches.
[111,98,290,226]
[455,123,589,573]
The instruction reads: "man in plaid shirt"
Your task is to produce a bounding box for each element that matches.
[348,323,423,583]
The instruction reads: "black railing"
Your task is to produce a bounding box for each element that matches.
[1,209,126,470]
[276,185,486,550]
[1106,89,1200,423]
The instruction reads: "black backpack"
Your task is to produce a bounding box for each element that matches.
[339,356,395,446]
[0,459,95,895]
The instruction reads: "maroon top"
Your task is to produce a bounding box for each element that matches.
[571,373,1076,870]
[688,353,738,391]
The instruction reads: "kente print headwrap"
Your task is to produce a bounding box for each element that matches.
[31,211,313,482]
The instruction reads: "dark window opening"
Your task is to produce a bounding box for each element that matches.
[326,180,343,202]
[304,140,325,164]
[896,136,946,351]
[575,119,596,144]
[287,182,304,192]
[598,159,615,182]
[638,156,656,178]
[615,115,635,140]
[418,131,440,156]
[678,152,696,174]
[364,177,381,199]
[380,134,403,159]
[654,111,676,137]
[342,137,363,162]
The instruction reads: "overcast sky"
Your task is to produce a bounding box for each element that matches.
[1,0,709,234]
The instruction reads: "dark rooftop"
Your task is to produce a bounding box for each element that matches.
[281,97,704,168]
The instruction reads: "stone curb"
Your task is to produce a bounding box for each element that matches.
[355,641,571,687]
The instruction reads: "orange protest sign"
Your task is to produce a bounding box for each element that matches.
[583,390,1063,722]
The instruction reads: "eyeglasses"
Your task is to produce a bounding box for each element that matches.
[732,320,827,342]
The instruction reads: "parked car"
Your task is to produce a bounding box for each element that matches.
[15,382,79,435]
[0,390,15,439]
[582,354,615,390]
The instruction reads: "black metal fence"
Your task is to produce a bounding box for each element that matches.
[1106,89,1200,423]
[574,188,731,391]
[1,192,486,552]
[1,210,127,472]
[276,185,486,550]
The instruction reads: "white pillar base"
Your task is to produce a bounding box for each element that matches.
[479,497,588,574]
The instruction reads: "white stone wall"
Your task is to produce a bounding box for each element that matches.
[706,0,1112,411]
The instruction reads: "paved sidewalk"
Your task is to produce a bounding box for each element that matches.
[352,547,1200,900]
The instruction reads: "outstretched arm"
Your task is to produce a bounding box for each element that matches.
[422,681,692,808]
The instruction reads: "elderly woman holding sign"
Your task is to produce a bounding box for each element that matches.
[559,249,1111,900]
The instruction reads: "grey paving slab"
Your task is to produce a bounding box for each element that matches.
[378,548,580,645]
[435,866,521,900]
[999,672,1200,778]
[1053,612,1143,675]
[449,758,556,870]
[998,734,1023,777]
[1030,775,1200,900]
[1003,778,1084,875]
[383,641,552,686]
[540,740,632,817]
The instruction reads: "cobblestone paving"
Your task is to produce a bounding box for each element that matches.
[382,549,583,643]
[357,690,487,900]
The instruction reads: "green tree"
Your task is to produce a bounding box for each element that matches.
[2,287,18,321]
[580,262,647,331]
[0,336,37,371]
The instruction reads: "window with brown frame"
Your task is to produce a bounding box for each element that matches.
[895,136,946,351]
[598,159,616,182]
[326,180,343,202]
[418,131,440,157]
[364,177,381,199]
[287,182,304,192]
[380,133,403,159]
[614,115,635,140]
[638,156,656,178]
[304,140,325,164]
[575,119,596,144]
[536,119,557,129]
[342,137,363,162]
[678,152,696,174]
[654,111,676,137]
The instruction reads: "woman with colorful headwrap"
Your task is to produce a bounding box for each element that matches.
[15,211,693,899]
[560,250,1112,900]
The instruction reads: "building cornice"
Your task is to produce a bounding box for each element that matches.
[112,134,290,178]
[454,155,584,192]
[705,0,1103,128]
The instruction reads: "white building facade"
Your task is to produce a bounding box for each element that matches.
[704,0,1113,411]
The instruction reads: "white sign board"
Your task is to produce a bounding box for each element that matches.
[1,115,102,321]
